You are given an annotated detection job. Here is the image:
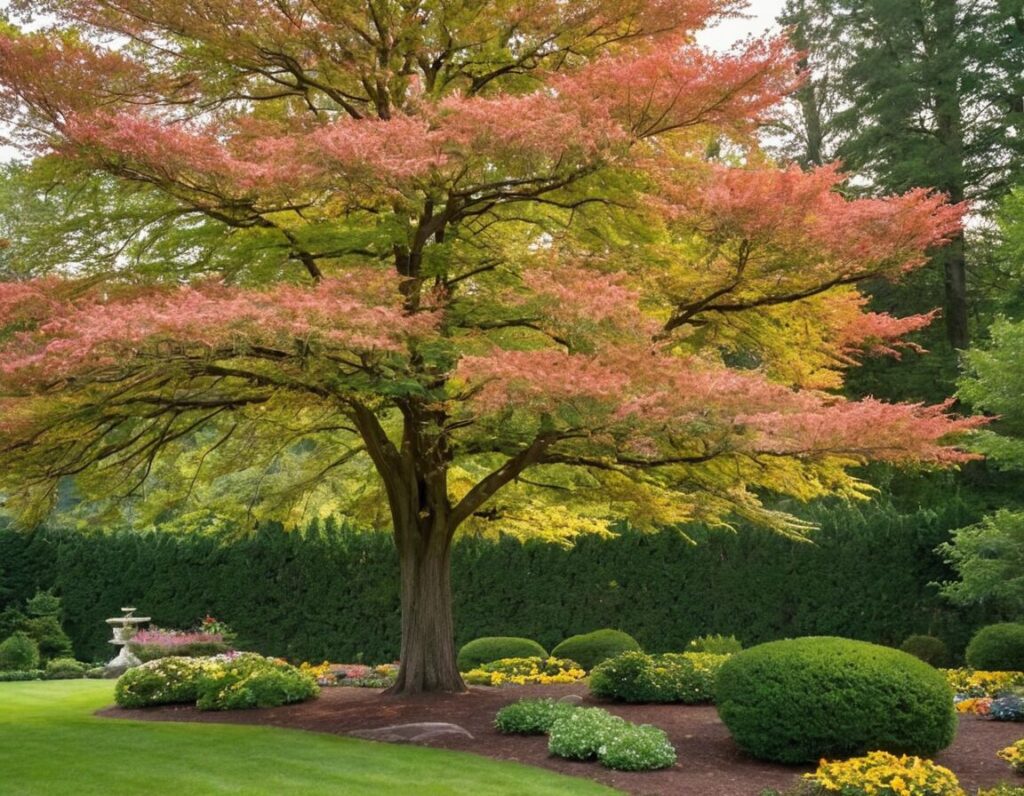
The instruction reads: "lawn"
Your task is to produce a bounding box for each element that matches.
[0,680,617,796]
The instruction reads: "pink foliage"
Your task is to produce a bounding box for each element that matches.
[131,628,223,646]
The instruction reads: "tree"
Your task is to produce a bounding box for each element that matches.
[773,0,1024,355]
[0,1,980,694]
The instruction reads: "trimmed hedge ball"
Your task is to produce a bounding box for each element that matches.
[899,634,949,667]
[966,624,1024,671]
[551,629,640,671]
[457,637,547,671]
[714,636,957,763]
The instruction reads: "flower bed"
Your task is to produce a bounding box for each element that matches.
[297,661,399,688]
[802,751,964,796]
[463,656,585,686]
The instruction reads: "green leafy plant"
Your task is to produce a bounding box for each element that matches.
[551,630,641,672]
[715,637,957,763]
[596,723,677,771]
[0,631,40,671]
[494,699,578,735]
[589,650,728,704]
[686,634,742,655]
[44,657,88,679]
[0,669,43,681]
[194,654,318,710]
[899,635,949,667]
[967,624,1024,671]
[548,708,628,761]
[457,637,548,671]
[462,656,584,686]
[114,656,217,708]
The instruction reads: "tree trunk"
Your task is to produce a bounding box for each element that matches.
[942,232,969,350]
[386,522,466,695]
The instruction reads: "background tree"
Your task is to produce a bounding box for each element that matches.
[0,0,979,694]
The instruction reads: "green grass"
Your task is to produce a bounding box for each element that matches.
[0,680,618,795]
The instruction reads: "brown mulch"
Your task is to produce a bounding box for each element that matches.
[98,684,1024,796]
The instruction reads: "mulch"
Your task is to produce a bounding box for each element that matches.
[98,684,1024,796]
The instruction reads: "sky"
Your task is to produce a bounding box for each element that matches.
[0,1,788,164]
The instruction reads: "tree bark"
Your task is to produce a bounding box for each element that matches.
[942,232,969,350]
[386,526,465,695]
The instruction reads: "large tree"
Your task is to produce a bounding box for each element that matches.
[0,0,979,693]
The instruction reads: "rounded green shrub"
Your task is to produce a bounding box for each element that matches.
[195,654,318,710]
[44,657,88,679]
[0,631,40,671]
[457,637,547,671]
[899,634,949,667]
[597,724,677,771]
[548,707,627,761]
[551,629,640,672]
[494,698,578,734]
[714,636,957,763]
[966,623,1024,671]
[590,651,727,703]
[686,634,742,655]
[114,656,217,708]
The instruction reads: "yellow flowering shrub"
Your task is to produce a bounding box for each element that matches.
[299,660,336,685]
[805,751,965,796]
[999,739,1024,773]
[942,668,1024,698]
[463,656,585,686]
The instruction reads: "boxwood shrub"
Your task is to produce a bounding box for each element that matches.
[589,650,728,703]
[899,634,949,667]
[551,629,640,671]
[457,637,547,671]
[714,636,957,763]
[494,698,578,734]
[966,623,1024,671]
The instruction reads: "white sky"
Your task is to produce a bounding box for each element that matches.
[0,1,787,164]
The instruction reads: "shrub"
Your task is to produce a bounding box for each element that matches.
[44,657,88,679]
[0,631,40,671]
[801,751,963,796]
[462,656,585,686]
[494,698,578,735]
[551,630,640,671]
[596,723,677,771]
[686,634,742,655]
[589,651,728,704]
[548,707,627,761]
[900,634,949,667]
[194,653,318,710]
[999,739,1024,773]
[715,637,957,763]
[967,624,1024,671]
[457,637,547,671]
[0,669,43,682]
[114,656,218,708]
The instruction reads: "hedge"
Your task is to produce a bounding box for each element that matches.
[0,496,993,664]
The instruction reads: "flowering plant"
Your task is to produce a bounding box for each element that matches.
[998,739,1024,773]
[954,696,992,715]
[804,751,965,796]
[942,668,1024,698]
[299,661,337,685]
[463,656,585,686]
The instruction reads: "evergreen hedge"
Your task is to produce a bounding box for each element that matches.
[0,497,992,664]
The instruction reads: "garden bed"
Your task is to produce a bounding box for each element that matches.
[99,683,1024,796]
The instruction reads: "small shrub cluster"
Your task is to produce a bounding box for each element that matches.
[589,651,728,704]
[0,669,44,682]
[900,634,950,667]
[494,698,676,771]
[967,624,1024,671]
[715,637,957,763]
[0,631,40,671]
[551,630,640,671]
[44,657,88,679]
[463,656,585,686]
[114,653,318,711]
[802,751,964,796]
[686,634,742,655]
[457,637,547,671]
[999,739,1024,773]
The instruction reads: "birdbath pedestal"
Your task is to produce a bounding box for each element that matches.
[104,607,151,676]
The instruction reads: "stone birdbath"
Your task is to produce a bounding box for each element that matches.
[104,606,151,676]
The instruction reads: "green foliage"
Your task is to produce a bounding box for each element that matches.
[25,589,61,617]
[114,657,213,708]
[547,708,627,761]
[0,631,40,671]
[0,669,43,681]
[194,654,318,711]
[899,635,949,667]
[596,723,677,771]
[494,699,578,735]
[940,511,1024,615]
[714,637,957,763]
[44,657,87,679]
[978,786,1024,796]
[551,630,640,672]
[22,615,73,663]
[686,634,742,655]
[589,651,727,704]
[966,624,1024,671]
[457,637,547,671]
